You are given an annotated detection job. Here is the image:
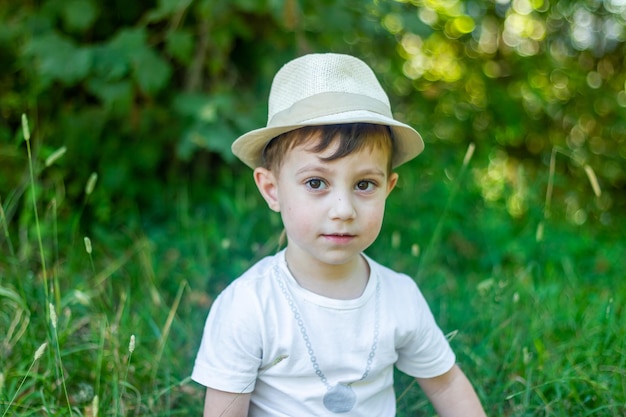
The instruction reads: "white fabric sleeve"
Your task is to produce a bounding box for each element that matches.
[191,281,263,393]
[393,278,456,379]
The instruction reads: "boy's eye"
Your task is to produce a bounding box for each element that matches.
[306,178,326,189]
[356,180,375,191]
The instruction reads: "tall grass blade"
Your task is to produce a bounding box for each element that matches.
[150,281,187,383]
[51,198,62,308]
[1,342,48,417]
[119,334,136,417]
[542,146,602,226]
[583,164,602,197]
[49,303,74,416]
[544,147,557,220]
[417,143,475,281]
[22,114,49,304]
[0,196,16,261]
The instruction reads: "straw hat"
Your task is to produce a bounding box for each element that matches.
[231,53,424,169]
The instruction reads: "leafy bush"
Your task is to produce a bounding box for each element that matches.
[1,1,626,416]
[2,0,625,225]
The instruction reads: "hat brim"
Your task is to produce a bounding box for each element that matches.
[231,110,424,169]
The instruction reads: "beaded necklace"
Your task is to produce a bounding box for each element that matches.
[274,262,380,413]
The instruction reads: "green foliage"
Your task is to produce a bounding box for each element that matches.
[2,0,625,225]
[2,117,625,415]
[374,144,626,416]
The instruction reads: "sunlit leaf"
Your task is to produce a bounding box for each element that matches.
[173,93,219,121]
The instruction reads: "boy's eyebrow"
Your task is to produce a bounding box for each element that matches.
[353,167,387,178]
[295,164,387,178]
[295,164,331,176]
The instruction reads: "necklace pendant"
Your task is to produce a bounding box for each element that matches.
[323,383,356,413]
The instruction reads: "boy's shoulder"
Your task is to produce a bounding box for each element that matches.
[210,253,281,312]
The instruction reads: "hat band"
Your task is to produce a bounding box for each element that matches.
[268,92,392,127]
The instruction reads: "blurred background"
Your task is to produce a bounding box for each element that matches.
[1,1,625,416]
[2,0,625,222]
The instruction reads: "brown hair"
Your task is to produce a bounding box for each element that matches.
[261,123,395,173]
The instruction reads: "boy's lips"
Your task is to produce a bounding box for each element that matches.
[321,233,356,243]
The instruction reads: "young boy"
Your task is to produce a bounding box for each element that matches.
[191,53,486,416]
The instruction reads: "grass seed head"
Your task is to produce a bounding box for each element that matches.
[536,221,544,242]
[128,335,136,354]
[21,114,30,141]
[462,142,476,167]
[34,341,48,360]
[391,231,401,249]
[92,395,99,417]
[84,237,93,254]
[85,172,98,196]
[411,243,420,257]
[259,354,290,372]
[45,146,67,167]
[49,303,58,329]
[271,354,288,367]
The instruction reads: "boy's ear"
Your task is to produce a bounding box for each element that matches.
[253,167,280,212]
[386,172,399,197]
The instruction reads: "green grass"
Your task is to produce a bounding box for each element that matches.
[1,121,625,416]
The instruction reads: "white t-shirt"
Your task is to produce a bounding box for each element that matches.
[191,250,455,416]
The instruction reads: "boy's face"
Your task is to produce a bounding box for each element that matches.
[254,133,398,271]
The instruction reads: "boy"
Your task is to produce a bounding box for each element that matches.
[192,53,486,416]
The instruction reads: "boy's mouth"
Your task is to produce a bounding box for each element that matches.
[322,233,356,243]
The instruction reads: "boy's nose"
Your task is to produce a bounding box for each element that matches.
[329,194,356,220]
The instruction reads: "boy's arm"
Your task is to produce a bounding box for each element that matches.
[416,364,486,417]
[203,387,251,417]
